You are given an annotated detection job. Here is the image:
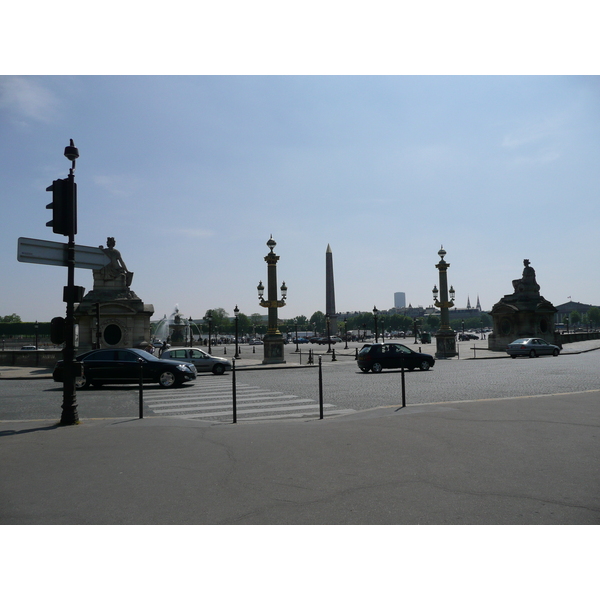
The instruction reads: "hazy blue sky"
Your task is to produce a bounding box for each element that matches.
[2,75,599,323]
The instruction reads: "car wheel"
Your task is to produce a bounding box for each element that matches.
[529,350,537,358]
[371,362,383,373]
[359,367,369,373]
[553,349,559,356]
[158,370,177,388]
[420,360,430,371]
[75,373,90,389]
[511,355,517,359]
[212,364,225,375]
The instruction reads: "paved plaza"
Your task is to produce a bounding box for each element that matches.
[1,339,599,524]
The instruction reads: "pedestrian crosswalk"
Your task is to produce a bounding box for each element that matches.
[142,378,355,422]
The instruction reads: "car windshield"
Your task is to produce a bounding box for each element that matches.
[358,345,374,356]
[511,339,529,344]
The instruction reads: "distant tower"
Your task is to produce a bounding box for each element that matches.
[326,244,337,334]
[467,296,471,309]
[476,295,481,311]
[394,292,406,308]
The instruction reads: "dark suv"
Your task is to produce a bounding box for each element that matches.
[357,343,435,373]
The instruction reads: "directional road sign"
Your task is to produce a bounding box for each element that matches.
[17,237,112,270]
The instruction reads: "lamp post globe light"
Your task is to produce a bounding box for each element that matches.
[257,236,287,364]
[433,246,457,358]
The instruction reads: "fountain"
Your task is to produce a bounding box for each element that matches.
[152,306,200,347]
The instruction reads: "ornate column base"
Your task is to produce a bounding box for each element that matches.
[435,330,457,359]
[262,333,286,364]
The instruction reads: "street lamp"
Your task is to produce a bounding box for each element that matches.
[234,305,240,359]
[433,246,457,358]
[294,318,299,352]
[344,317,348,349]
[373,306,379,343]
[206,310,213,354]
[258,236,287,364]
[35,320,39,350]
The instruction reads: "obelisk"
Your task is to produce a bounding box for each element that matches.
[326,244,338,334]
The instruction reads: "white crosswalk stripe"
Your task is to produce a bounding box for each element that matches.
[142,379,354,422]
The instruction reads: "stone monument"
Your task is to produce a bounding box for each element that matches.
[74,237,154,351]
[325,244,338,334]
[488,259,559,351]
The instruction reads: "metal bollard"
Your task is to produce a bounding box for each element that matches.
[138,357,144,419]
[232,358,237,423]
[318,356,323,419]
[331,348,337,361]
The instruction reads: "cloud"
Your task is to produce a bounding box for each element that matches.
[0,76,60,123]
[93,174,143,198]
[174,228,215,238]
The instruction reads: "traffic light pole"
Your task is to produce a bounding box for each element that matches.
[60,146,79,425]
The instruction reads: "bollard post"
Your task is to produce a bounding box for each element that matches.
[299,349,302,365]
[253,345,256,354]
[401,357,406,408]
[138,357,144,419]
[232,358,237,423]
[332,348,337,361]
[224,346,227,354]
[318,356,324,419]
[355,347,358,360]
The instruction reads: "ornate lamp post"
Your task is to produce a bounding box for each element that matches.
[257,236,287,364]
[344,317,349,349]
[234,305,240,359]
[206,310,213,354]
[373,306,379,343]
[294,318,299,352]
[433,246,457,358]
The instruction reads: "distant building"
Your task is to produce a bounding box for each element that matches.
[394,292,406,309]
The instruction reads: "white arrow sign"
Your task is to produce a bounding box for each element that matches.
[17,237,112,270]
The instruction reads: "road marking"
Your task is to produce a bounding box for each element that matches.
[142,379,354,421]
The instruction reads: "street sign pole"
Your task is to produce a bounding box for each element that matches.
[60,143,80,426]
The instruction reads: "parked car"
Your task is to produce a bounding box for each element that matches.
[506,338,561,358]
[358,343,435,373]
[20,345,37,350]
[52,348,197,389]
[312,336,342,345]
[248,339,263,345]
[294,337,310,344]
[160,347,232,375]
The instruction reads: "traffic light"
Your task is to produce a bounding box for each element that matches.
[46,178,77,236]
[50,317,66,345]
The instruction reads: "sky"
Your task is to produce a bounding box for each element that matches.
[2,75,599,324]
[2,5,599,325]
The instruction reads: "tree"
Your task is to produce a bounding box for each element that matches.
[203,308,229,333]
[569,310,581,327]
[309,311,326,333]
[587,307,600,328]
[1,314,22,323]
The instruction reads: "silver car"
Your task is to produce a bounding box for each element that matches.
[506,338,561,358]
[160,347,232,374]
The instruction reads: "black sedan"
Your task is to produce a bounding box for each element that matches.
[52,348,197,389]
[357,343,435,373]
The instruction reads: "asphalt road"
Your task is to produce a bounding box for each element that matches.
[1,346,598,423]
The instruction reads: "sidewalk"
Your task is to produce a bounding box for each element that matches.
[1,388,598,524]
[2,338,599,379]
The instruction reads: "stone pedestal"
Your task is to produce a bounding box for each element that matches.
[435,330,457,358]
[262,332,286,364]
[73,238,154,351]
[488,260,559,351]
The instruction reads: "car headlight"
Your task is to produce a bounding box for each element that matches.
[176,364,194,373]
